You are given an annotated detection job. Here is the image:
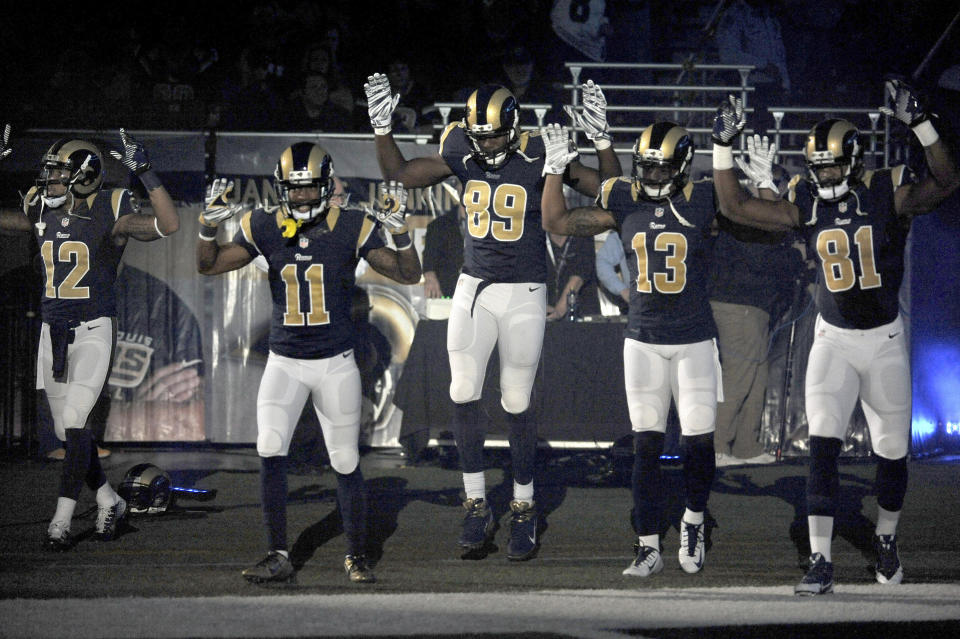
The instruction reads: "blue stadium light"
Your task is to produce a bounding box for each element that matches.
[911,341,960,454]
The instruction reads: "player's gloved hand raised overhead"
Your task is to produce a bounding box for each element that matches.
[735,134,778,193]
[109,128,152,175]
[712,95,745,147]
[541,124,578,176]
[364,73,400,135]
[373,180,409,234]
[879,75,928,127]
[563,80,611,150]
[201,178,246,227]
[0,124,11,161]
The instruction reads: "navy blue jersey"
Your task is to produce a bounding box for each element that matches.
[788,167,913,329]
[232,206,384,359]
[599,177,718,344]
[24,187,136,322]
[438,123,549,283]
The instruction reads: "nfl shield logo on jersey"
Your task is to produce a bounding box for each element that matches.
[298,236,310,249]
[61,217,70,227]
[655,207,664,217]
[838,201,848,213]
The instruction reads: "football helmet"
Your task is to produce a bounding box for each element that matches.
[632,122,694,200]
[118,463,173,515]
[36,138,104,206]
[803,118,864,201]
[464,85,521,170]
[274,141,335,222]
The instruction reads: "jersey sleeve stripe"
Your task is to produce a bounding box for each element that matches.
[438,122,460,156]
[240,211,260,253]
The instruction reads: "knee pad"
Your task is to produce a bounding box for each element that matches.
[872,433,908,460]
[628,396,665,432]
[450,377,481,404]
[328,447,359,475]
[501,389,530,415]
[679,402,716,437]
[257,422,289,457]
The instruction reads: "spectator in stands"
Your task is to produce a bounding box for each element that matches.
[546,232,600,320]
[422,204,465,299]
[215,46,284,131]
[595,230,630,315]
[386,59,436,135]
[280,73,355,133]
[497,46,561,127]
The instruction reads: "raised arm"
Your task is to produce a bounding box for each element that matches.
[540,124,617,236]
[564,80,623,196]
[0,124,32,234]
[109,128,180,241]
[364,72,453,188]
[880,77,960,217]
[363,181,422,284]
[712,96,798,232]
[196,179,255,275]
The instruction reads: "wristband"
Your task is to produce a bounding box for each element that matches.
[154,217,166,238]
[392,231,412,250]
[713,145,734,171]
[374,125,392,136]
[199,224,218,241]
[593,137,612,151]
[139,170,162,191]
[912,120,939,147]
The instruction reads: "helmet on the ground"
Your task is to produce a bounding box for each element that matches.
[118,463,173,515]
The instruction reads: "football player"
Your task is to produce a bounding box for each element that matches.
[541,121,722,577]
[196,142,421,584]
[710,78,960,595]
[363,74,621,560]
[0,126,180,549]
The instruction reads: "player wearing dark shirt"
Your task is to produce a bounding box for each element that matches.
[197,142,420,585]
[711,79,960,594]
[364,74,620,560]
[0,126,180,549]
[541,121,721,578]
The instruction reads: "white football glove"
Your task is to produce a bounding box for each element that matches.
[735,134,778,193]
[201,178,246,227]
[563,79,611,150]
[0,124,11,161]
[364,73,400,135]
[712,95,745,146]
[373,180,409,233]
[108,128,152,175]
[879,76,928,127]
[541,124,578,176]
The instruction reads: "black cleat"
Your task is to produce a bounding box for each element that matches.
[242,551,296,584]
[44,522,73,551]
[795,552,834,595]
[344,554,377,583]
[458,498,494,550]
[506,500,538,561]
[94,497,127,541]
[875,534,903,584]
